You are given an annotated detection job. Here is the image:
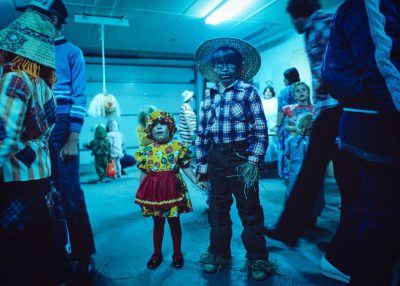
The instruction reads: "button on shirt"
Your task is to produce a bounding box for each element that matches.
[195,80,268,174]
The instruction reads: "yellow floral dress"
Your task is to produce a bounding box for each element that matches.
[134,139,193,217]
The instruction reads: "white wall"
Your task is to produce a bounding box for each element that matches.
[79,58,195,164]
[253,32,312,97]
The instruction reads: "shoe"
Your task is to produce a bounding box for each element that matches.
[147,254,163,269]
[200,252,231,273]
[246,259,277,281]
[263,224,298,246]
[71,257,95,286]
[172,253,184,268]
[320,255,350,284]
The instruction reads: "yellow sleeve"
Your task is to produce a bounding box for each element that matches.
[136,125,154,146]
[177,141,191,169]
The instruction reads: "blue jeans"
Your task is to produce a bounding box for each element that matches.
[331,153,400,286]
[207,142,268,260]
[49,115,95,262]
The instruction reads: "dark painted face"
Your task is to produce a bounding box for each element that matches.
[213,48,241,87]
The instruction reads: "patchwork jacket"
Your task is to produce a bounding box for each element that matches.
[0,70,57,182]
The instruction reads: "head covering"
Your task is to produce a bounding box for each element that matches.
[94,124,107,139]
[16,0,68,23]
[144,110,177,140]
[182,90,194,102]
[0,10,55,69]
[194,37,261,83]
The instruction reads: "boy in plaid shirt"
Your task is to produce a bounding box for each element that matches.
[195,38,274,281]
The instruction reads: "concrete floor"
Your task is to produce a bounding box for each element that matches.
[80,165,346,286]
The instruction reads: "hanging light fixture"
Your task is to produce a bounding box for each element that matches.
[74,13,129,118]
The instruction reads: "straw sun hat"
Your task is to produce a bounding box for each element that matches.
[182,90,194,102]
[194,37,261,83]
[0,10,55,69]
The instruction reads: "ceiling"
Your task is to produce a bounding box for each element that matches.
[4,0,343,60]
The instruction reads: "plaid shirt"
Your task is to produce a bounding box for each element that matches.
[305,10,339,116]
[0,71,56,182]
[195,80,268,174]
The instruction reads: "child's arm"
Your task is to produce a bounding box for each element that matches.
[275,111,285,133]
[182,167,208,190]
[139,171,147,183]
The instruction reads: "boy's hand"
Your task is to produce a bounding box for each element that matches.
[196,181,209,190]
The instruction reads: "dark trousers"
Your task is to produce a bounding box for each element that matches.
[0,179,58,285]
[207,143,268,260]
[337,154,400,286]
[50,116,95,262]
[277,106,354,234]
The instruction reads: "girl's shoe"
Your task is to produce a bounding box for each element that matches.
[147,254,163,269]
[172,253,184,268]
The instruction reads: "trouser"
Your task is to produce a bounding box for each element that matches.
[50,116,95,262]
[276,106,353,234]
[340,155,400,286]
[120,153,136,169]
[207,142,268,260]
[95,155,108,179]
[0,179,59,285]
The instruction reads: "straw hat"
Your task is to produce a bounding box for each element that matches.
[194,37,261,83]
[0,10,55,69]
[16,0,69,23]
[182,90,194,102]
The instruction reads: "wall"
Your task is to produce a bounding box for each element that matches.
[80,57,195,164]
[253,32,312,97]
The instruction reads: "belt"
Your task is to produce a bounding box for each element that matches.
[211,140,248,151]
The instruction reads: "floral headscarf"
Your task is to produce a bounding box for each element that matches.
[144,110,177,140]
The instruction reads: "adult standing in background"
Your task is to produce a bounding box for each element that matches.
[261,86,278,163]
[276,67,299,182]
[265,1,356,283]
[17,0,96,283]
[322,0,400,285]
[0,9,59,285]
[178,90,197,145]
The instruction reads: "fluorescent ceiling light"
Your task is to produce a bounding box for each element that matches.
[199,0,224,18]
[74,13,129,27]
[205,0,254,25]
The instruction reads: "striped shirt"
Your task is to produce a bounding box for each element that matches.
[195,80,268,174]
[0,71,57,182]
[54,37,87,133]
[178,103,196,144]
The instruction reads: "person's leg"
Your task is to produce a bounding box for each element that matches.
[168,217,184,268]
[275,107,342,236]
[350,161,400,286]
[325,152,364,274]
[152,217,166,256]
[147,216,165,269]
[207,146,234,259]
[116,157,122,177]
[50,119,96,270]
[167,217,182,255]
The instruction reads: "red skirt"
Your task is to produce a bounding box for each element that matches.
[135,171,184,210]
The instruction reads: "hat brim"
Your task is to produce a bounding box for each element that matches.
[0,11,55,69]
[194,38,261,83]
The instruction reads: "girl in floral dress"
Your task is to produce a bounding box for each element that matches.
[134,110,207,270]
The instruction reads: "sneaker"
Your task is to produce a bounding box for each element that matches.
[320,255,350,284]
[200,253,231,273]
[246,259,277,281]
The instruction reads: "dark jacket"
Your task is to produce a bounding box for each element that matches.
[322,0,400,165]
